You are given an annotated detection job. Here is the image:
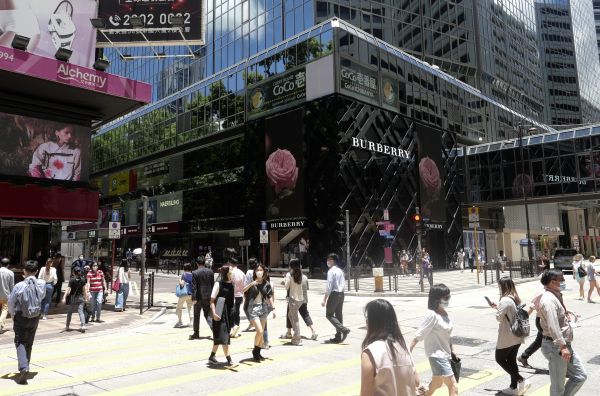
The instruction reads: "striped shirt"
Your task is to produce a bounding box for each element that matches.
[87,270,104,292]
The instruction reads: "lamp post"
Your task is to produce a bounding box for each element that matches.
[517,124,536,271]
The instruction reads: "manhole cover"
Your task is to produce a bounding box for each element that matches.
[451,337,488,347]
[588,355,600,365]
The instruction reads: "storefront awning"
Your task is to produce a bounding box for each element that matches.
[0,46,151,126]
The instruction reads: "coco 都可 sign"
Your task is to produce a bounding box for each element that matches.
[247,67,306,119]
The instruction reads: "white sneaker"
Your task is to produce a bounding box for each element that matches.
[501,387,518,395]
[80,325,86,333]
[41,315,47,320]
[517,380,531,395]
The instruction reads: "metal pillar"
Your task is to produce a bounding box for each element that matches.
[140,196,148,315]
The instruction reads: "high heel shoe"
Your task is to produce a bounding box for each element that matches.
[252,346,261,362]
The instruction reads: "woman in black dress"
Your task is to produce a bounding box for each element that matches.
[209,265,235,366]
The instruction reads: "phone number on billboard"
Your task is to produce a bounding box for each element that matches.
[111,13,192,27]
[0,50,14,62]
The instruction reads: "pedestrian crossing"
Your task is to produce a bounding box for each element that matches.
[0,323,561,396]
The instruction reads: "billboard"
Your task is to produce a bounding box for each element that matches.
[0,111,90,182]
[97,0,203,47]
[416,124,446,224]
[0,0,97,67]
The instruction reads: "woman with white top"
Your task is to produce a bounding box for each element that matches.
[586,256,600,303]
[38,258,57,320]
[488,277,529,395]
[114,259,131,311]
[361,299,423,396]
[284,259,306,345]
[410,283,458,396]
[572,254,586,300]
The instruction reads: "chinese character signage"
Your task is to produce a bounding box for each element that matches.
[97,0,204,47]
[339,59,379,104]
[247,67,307,120]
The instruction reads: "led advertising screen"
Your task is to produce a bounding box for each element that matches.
[416,124,446,224]
[0,111,90,182]
[97,0,204,47]
[0,0,98,67]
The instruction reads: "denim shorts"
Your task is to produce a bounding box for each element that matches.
[428,356,454,377]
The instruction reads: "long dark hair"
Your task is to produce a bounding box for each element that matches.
[498,277,521,304]
[427,283,450,311]
[289,259,302,284]
[252,264,267,281]
[362,299,408,364]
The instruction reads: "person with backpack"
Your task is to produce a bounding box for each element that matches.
[488,277,530,395]
[7,260,46,385]
[0,257,15,333]
[572,254,586,300]
[71,255,86,275]
[62,266,88,332]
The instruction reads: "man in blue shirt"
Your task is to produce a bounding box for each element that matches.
[8,260,46,385]
[321,253,350,343]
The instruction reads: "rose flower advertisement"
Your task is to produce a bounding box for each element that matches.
[416,125,446,224]
[0,111,90,182]
[264,109,304,222]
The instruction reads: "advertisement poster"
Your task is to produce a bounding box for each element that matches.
[265,109,304,224]
[97,0,204,47]
[339,58,379,105]
[0,0,97,67]
[108,170,131,196]
[248,67,306,120]
[0,111,89,182]
[416,124,446,224]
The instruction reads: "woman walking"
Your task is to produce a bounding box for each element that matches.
[62,267,88,332]
[175,263,194,327]
[361,299,423,396]
[489,277,530,395]
[410,284,458,396]
[38,258,57,320]
[243,264,274,362]
[114,259,131,311]
[208,265,235,366]
[586,256,600,303]
[281,263,318,341]
[284,259,306,345]
[572,254,586,300]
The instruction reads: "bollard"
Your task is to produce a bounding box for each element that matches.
[373,267,384,292]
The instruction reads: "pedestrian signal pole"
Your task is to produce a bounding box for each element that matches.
[413,208,424,292]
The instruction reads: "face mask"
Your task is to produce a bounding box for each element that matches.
[255,271,264,279]
[79,256,83,260]
[439,300,449,309]
[559,282,566,291]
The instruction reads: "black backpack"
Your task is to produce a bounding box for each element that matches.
[505,296,530,338]
[577,264,586,278]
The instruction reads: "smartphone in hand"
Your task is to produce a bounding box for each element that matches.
[484,296,494,306]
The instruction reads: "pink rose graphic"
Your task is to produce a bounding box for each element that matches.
[419,157,441,196]
[266,149,298,193]
[512,174,533,198]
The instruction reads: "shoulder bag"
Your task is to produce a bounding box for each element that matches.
[112,268,121,292]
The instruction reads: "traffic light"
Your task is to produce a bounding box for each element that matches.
[412,212,424,234]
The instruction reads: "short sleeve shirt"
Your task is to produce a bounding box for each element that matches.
[587,263,597,281]
[69,277,86,297]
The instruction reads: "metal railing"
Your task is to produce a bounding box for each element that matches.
[484,259,537,285]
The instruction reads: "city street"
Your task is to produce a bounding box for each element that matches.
[1,273,599,395]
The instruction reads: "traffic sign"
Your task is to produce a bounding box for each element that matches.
[111,210,120,222]
[260,221,267,230]
[259,230,268,244]
[109,221,121,239]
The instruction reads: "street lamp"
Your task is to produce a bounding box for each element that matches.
[517,124,537,272]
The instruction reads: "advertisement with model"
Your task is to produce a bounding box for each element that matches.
[0,0,98,67]
[0,111,90,182]
[97,0,204,47]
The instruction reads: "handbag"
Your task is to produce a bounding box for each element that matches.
[175,283,189,298]
[214,296,225,319]
[112,276,121,292]
[450,355,461,382]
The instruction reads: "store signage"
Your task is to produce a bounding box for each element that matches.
[57,64,107,89]
[426,223,443,230]
[340,60,378,102]
[162,248,189,258]
[268,220,306,230]
[351,137,410,159]
[121,222,180,235]
[248,67,306,119]
[545,175,587,185]
[97,0,204,47]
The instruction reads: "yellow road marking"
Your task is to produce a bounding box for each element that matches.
[456,369,503,394]
[528,383,551,395]
[98,343,345,396]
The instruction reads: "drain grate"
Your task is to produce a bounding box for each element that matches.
[588,355,600,365]
[450,336,488,347]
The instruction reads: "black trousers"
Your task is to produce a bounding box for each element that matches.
[52,280,63,305]
[326,291,346,337]
[495,344,523,388]
[192,299,212,336]
[522,317,542,359]
[233,297,243,327]
[13,313,40,372]
[286,302,313,328]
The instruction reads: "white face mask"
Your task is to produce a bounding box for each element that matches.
[79,256,83,260]
[439,300,449,309]
[255,271,264,279]
[559,282,567,291]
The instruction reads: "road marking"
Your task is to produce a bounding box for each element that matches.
[528,383,550,395]
[457,368,504,393]
[97,343,345,396]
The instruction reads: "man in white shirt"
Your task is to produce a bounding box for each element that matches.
[0,257,15,332]
[229,257,246,338]
[321,253,350,343]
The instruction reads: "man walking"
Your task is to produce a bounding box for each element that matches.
[1,257,15,332]
[229,257,245,338]
[321,253,350,343]
[86,262,106,323]
[189,256,214,340]
[538,269,587,396]
[8,260,46,385]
